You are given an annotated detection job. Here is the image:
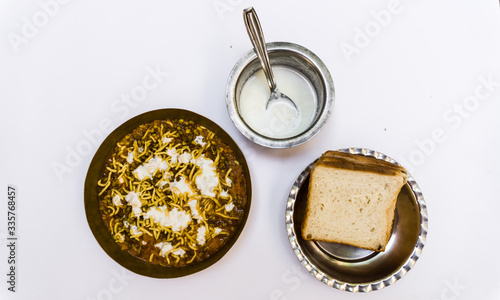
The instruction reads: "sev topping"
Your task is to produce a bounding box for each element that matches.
[98,119,246,267]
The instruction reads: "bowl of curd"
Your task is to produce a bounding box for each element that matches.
[226,42,334,148]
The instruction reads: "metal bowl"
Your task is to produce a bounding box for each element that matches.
[285,148,428,292]
[226,42,334,148]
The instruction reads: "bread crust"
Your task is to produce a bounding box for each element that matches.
[319,151,407,177]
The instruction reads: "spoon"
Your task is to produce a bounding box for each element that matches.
[243,7,298,111]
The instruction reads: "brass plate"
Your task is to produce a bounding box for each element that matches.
[286,148,427,292]
[84,109,251,278]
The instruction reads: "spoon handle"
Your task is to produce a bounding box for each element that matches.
[243,7,277,91]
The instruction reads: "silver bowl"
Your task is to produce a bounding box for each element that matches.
[286,148,428,292]
[226,42,334,148]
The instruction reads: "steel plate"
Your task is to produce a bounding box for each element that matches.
[285,148,427,292]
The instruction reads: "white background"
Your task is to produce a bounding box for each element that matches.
[1,0,499,299]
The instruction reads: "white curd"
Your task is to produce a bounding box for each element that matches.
[238,67,317,138]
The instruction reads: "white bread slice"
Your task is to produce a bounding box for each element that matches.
[301,151,408,252]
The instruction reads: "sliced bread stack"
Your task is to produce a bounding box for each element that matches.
[301,151,408,252]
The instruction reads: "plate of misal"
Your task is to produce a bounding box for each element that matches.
[85,109,251,278]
